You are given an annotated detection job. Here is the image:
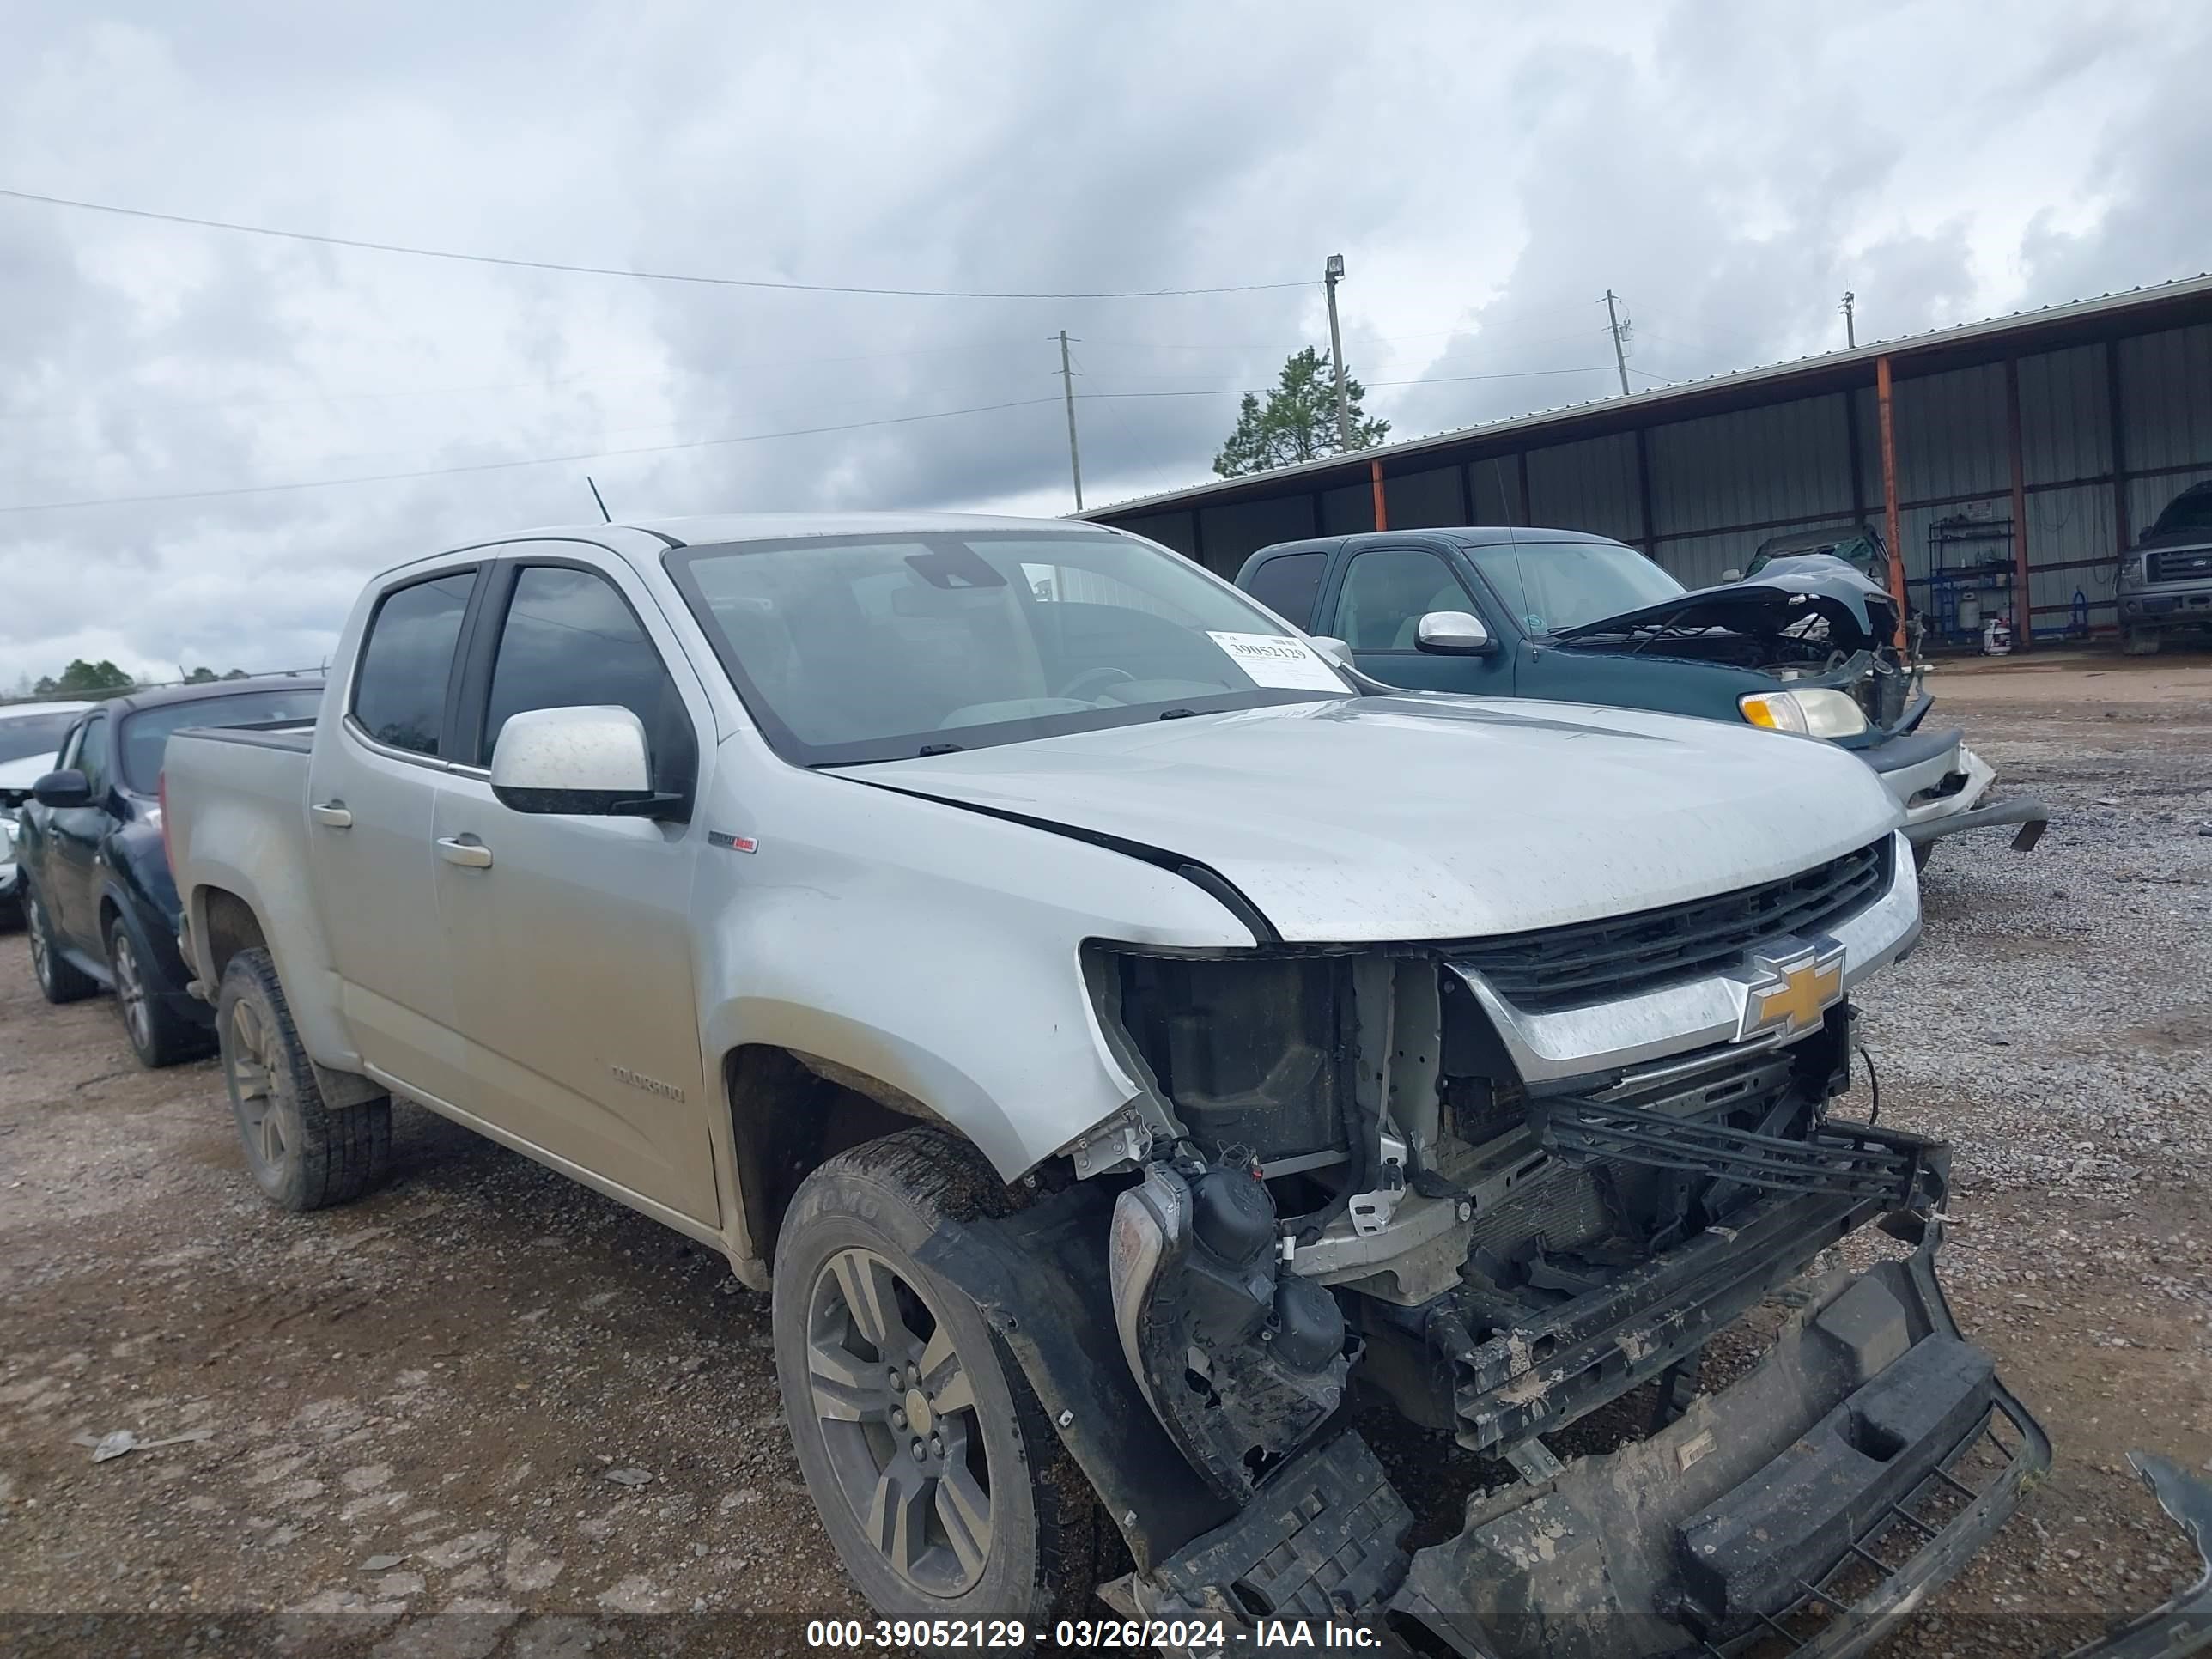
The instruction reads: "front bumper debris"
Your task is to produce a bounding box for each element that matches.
[1124,1227,2212,1659]
[1893,741,2049,853]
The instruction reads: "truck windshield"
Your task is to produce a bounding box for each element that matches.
[666,530,1352,765]
[118,686,325,793]
[1463,541,1685,635]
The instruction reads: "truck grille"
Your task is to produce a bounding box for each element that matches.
[1449,838,1892,1013]
[2149,547,2212,583]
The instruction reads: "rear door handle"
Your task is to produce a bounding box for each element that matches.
[435,836,493,869]
[309,802,353,829]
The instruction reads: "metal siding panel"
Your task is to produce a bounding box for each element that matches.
[1527,434,1639,542]
[1648,394,1855,542]
[1114,511,1198,557]
[2017,344,2109,487]
[2025,483,2117,633]
[1389,465,1465,530]
[1467,457,1522,525]
[1892,363,2008,503]
[2120,323,2212,471]
[1196,497,1318,575]
[1321,483,1372,535]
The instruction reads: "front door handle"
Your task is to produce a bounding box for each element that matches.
[435,836,493,869]
[309,801,353,829]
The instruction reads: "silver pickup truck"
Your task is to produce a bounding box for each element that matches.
[163,514,2207,1656]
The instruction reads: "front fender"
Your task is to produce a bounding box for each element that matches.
[693,756,1257,1182]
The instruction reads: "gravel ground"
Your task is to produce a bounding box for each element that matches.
[1,656,2208,1656]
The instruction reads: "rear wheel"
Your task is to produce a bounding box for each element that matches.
[26,887,98,1005]
[107,915,208,1069]
[216,947,391,1211]
[774,1127,1104,1625]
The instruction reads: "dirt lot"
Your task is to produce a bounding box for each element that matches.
[3,654,2209,1656]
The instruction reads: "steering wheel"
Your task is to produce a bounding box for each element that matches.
[1056,665,1137,702]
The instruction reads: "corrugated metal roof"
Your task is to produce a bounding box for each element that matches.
[1081,271,2212,521]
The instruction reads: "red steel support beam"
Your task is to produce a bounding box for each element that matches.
[2004,356,2033,651]
[1875,356,1907,650]
[1370,457,1388,532]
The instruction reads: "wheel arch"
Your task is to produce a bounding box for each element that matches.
[720,1043,1016,1283]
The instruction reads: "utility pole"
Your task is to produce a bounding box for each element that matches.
[1056,329,1084,512]
[1324,253,1352,451]
[1839,291,1856,349]
[1604,289,1632,396]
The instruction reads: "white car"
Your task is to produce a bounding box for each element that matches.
[0,699,94,924]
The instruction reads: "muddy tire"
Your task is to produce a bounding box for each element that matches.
[26,885,98,1005]
[216,947,391,1211]
[2121,625,2160,657]
[774,1127,1104,1626]
[107,914,207,1070]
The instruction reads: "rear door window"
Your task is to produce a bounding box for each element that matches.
[351,571,478,757]
[1243,551,1328,629]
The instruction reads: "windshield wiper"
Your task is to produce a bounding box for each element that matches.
[1157,708,1200,721]
[916,741,966,757]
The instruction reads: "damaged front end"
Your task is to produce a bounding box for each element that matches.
[912,832,2202,1654]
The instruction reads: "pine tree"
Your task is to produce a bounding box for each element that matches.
[1212,347,1389,477]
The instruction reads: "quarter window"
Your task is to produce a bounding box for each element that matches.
[479,566,696,799]
[351,571,477,757]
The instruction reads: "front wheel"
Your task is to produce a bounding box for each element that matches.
[2121,625,2161,657]
[216,948,391,1211]
[773,1128,1104,1625]
[1911,841,1935,875]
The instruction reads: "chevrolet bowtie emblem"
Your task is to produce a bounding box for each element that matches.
[1740,941,1846,1040]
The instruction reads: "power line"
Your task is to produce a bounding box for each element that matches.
[0,363,1623,515]
[0,186,1312,301]
[0,396,1068,514]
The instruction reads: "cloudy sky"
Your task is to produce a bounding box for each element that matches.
[2,0,2205,688]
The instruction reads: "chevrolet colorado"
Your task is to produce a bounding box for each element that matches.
[162,514,2206,1656]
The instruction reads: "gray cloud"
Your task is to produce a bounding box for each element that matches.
[0,0,2203,686]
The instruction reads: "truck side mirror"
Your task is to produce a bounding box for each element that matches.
[31,769,92,809]
[1307,635,1355,670]
[1414,611,1497,656]
[489,706,666,817]
[1721,568,1744,583]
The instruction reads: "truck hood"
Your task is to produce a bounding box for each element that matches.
[851,694,1901,943]
[1554,554,1897,652]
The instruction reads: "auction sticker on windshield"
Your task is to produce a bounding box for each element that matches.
[1207,631,1346,691]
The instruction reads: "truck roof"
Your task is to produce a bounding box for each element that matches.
[484,511,1109,549]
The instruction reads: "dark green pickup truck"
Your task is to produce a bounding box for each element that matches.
[1234,526,2046,867]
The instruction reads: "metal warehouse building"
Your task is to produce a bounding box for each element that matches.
[1083,275,2212,649]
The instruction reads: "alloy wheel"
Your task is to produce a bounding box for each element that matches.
[113,933,150,1050]
[805,1247,994,1597]
[224,994,288,1182]
[26,895,52,991]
